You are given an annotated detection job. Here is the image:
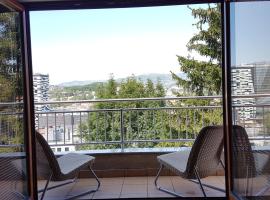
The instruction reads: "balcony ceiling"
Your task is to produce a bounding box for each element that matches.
[18,0,73,2]
[17,0,206,10]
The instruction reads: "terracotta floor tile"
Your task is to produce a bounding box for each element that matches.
[96,185,122,194]
[147,186,175,198]
[68,184,97,197]
[204,187,225,197]
[74,178,100,186]
[150,176,172,184]
[99,177,124,186]
[66,193,94,200]
[92,193,120,199]
[172,178,201,197]
[39,176,227,199]
[120,193,148,198]
[172,176,225,197]
[38,179,75,190]
[121,184,147,195]
[43,197,66,200]
[171,176,186,184]
[40,184,73,198]
[123,177,147,185]
[202,176,225,188]
[148,176,173,191]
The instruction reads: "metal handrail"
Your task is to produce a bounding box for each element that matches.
[32,93,270,105]
[1,93,269,106]
[36,105,222,114]
[1,95,270,151]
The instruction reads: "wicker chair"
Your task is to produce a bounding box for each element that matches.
[154,125,224,197]
[36,132,100,200]
[232,125,270,197]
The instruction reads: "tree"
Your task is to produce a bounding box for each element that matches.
[0,13,22,101]
[0,12,24,152]
[167,4,223,146]
[78,76,168,150]
[145,79,155,97]
[95,75,118,109]
[171,4,222,96]
[155,80,165,98]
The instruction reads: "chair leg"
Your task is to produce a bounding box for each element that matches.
[40,173,52,200]
[154,164,184,197]
[188,162,225,195]
[65,165,100,200]
[220,160,225,170]
[38,178,77,194]
[189,179,225,194]
[194,168,206,197]
[154,164,163,189]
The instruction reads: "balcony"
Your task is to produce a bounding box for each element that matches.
[1,95,270,199]
[34,95,270,152]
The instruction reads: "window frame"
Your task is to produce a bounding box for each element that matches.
[18,0,268,199]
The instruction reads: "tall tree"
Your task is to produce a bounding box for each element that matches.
[0,12,22,102]
[167,4,223,145]
[0,12,24,151]
[171,4,222,96]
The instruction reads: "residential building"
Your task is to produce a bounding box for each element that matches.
[33,73,50,112]
[231,65,256,121]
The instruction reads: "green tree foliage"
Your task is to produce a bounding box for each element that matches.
[165,4,223,148]
[0,12,24,152]
[171,4,222,96]
[0,12,22,101]
[78,75,167,149]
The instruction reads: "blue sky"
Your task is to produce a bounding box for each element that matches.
[30,5,201,85]
[30,2,270,85]
[231,1,270,66]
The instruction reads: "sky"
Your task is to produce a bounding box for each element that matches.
[30,5,201,85]
[231,2,270,66]
[30,2,270,85]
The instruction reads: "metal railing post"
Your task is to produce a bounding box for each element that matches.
[120,109,124,152]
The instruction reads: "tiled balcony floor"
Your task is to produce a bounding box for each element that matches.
[39,176,225,199]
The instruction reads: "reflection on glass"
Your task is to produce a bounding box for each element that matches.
[0,5,28,199]
[231,1,270,198]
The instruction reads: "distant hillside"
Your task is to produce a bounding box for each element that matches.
[56,73,185,89]
[57,80,102,87]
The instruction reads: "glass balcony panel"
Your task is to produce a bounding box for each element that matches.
[0,4,28,199]
[230,1,270,198]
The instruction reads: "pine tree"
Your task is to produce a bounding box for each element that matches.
[168,4,223,144]
[171,4,222,96]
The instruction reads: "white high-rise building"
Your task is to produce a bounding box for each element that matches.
[33,73,50,112]
[231,65,256,121]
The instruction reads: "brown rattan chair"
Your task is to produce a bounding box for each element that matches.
[232,125,270,197]
[36,132,100,200]
[154,125,224,197]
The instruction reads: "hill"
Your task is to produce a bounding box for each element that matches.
[56,72,185,89]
